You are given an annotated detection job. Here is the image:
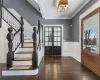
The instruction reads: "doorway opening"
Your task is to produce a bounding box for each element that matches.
[44,25,62,56]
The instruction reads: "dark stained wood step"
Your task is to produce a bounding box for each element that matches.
[14,58,32,61]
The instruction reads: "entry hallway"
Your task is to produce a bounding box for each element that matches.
[0,56,100,80]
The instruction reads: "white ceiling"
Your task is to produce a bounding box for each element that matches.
[27,0,90,19]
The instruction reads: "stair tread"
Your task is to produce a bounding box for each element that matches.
[9,66,31,70]
[24,42,33,43]
[16,52,33,54]
[24,42,33,44]
[15,58,32,61]
[20,46,33,48]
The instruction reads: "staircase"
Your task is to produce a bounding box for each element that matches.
[0,0,39,76]
[2,36,38,76]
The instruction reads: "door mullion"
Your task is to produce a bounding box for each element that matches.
[52,27,54,55]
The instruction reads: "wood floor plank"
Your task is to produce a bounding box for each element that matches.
[1,56,100,80]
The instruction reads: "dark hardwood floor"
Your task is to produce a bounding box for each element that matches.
[0,56,100,80]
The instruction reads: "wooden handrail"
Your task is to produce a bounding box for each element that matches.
[14,28,20,36]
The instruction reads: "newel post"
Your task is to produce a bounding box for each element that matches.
[20,16,24,47]
[32,27,38,69]
[38,20,41,44]
[6,27,14,67]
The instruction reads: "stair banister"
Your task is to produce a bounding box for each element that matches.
[32,27,38,69]
[20,16,24,47]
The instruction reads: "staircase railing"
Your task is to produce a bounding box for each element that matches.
[0,0,40,69]
[0,0,24,67]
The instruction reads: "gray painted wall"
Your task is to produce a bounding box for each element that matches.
[72,0,99,42]
[4,0,72,41]
[27,0,40,13]
[42,19,72,41]
[4,0,42,25]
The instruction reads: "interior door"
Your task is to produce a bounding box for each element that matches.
[44,26,62,56]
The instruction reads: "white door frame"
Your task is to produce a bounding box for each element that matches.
[43,25,64,56]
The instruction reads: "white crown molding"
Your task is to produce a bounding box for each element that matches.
[71,0,90,19]
[43,0,90,19]
[28,0,90,19]
[44,16,72,19]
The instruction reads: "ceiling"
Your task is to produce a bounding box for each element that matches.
[27,0,90,19]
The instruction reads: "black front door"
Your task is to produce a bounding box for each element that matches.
[44,26,62,56]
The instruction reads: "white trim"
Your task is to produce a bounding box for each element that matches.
[2,69,38,76]
[44,17,72,19]
[71,0,90,18]
[43,25,63,56]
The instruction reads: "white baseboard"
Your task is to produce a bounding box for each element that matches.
[62,42,81,62]
[2,69,38,76]
[0,57,6,63]
[62,53,72,56]
[72,53,81,62]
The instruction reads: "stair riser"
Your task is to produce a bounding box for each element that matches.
[23,44,33,47]
[19,48,33,52]
[2,69,38,76]
[24,40,33,42]
[24,37,30,39]
[12,61,32,66]
[14,54,32,58]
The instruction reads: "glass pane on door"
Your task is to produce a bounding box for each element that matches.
[83,13,99,54]
[44,26,62,56]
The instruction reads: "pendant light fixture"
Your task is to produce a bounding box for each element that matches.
[57,0,68,11]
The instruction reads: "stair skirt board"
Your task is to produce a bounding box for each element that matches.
[12,61,32,66]
[2,69,38,76]
[14,54,32,58]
